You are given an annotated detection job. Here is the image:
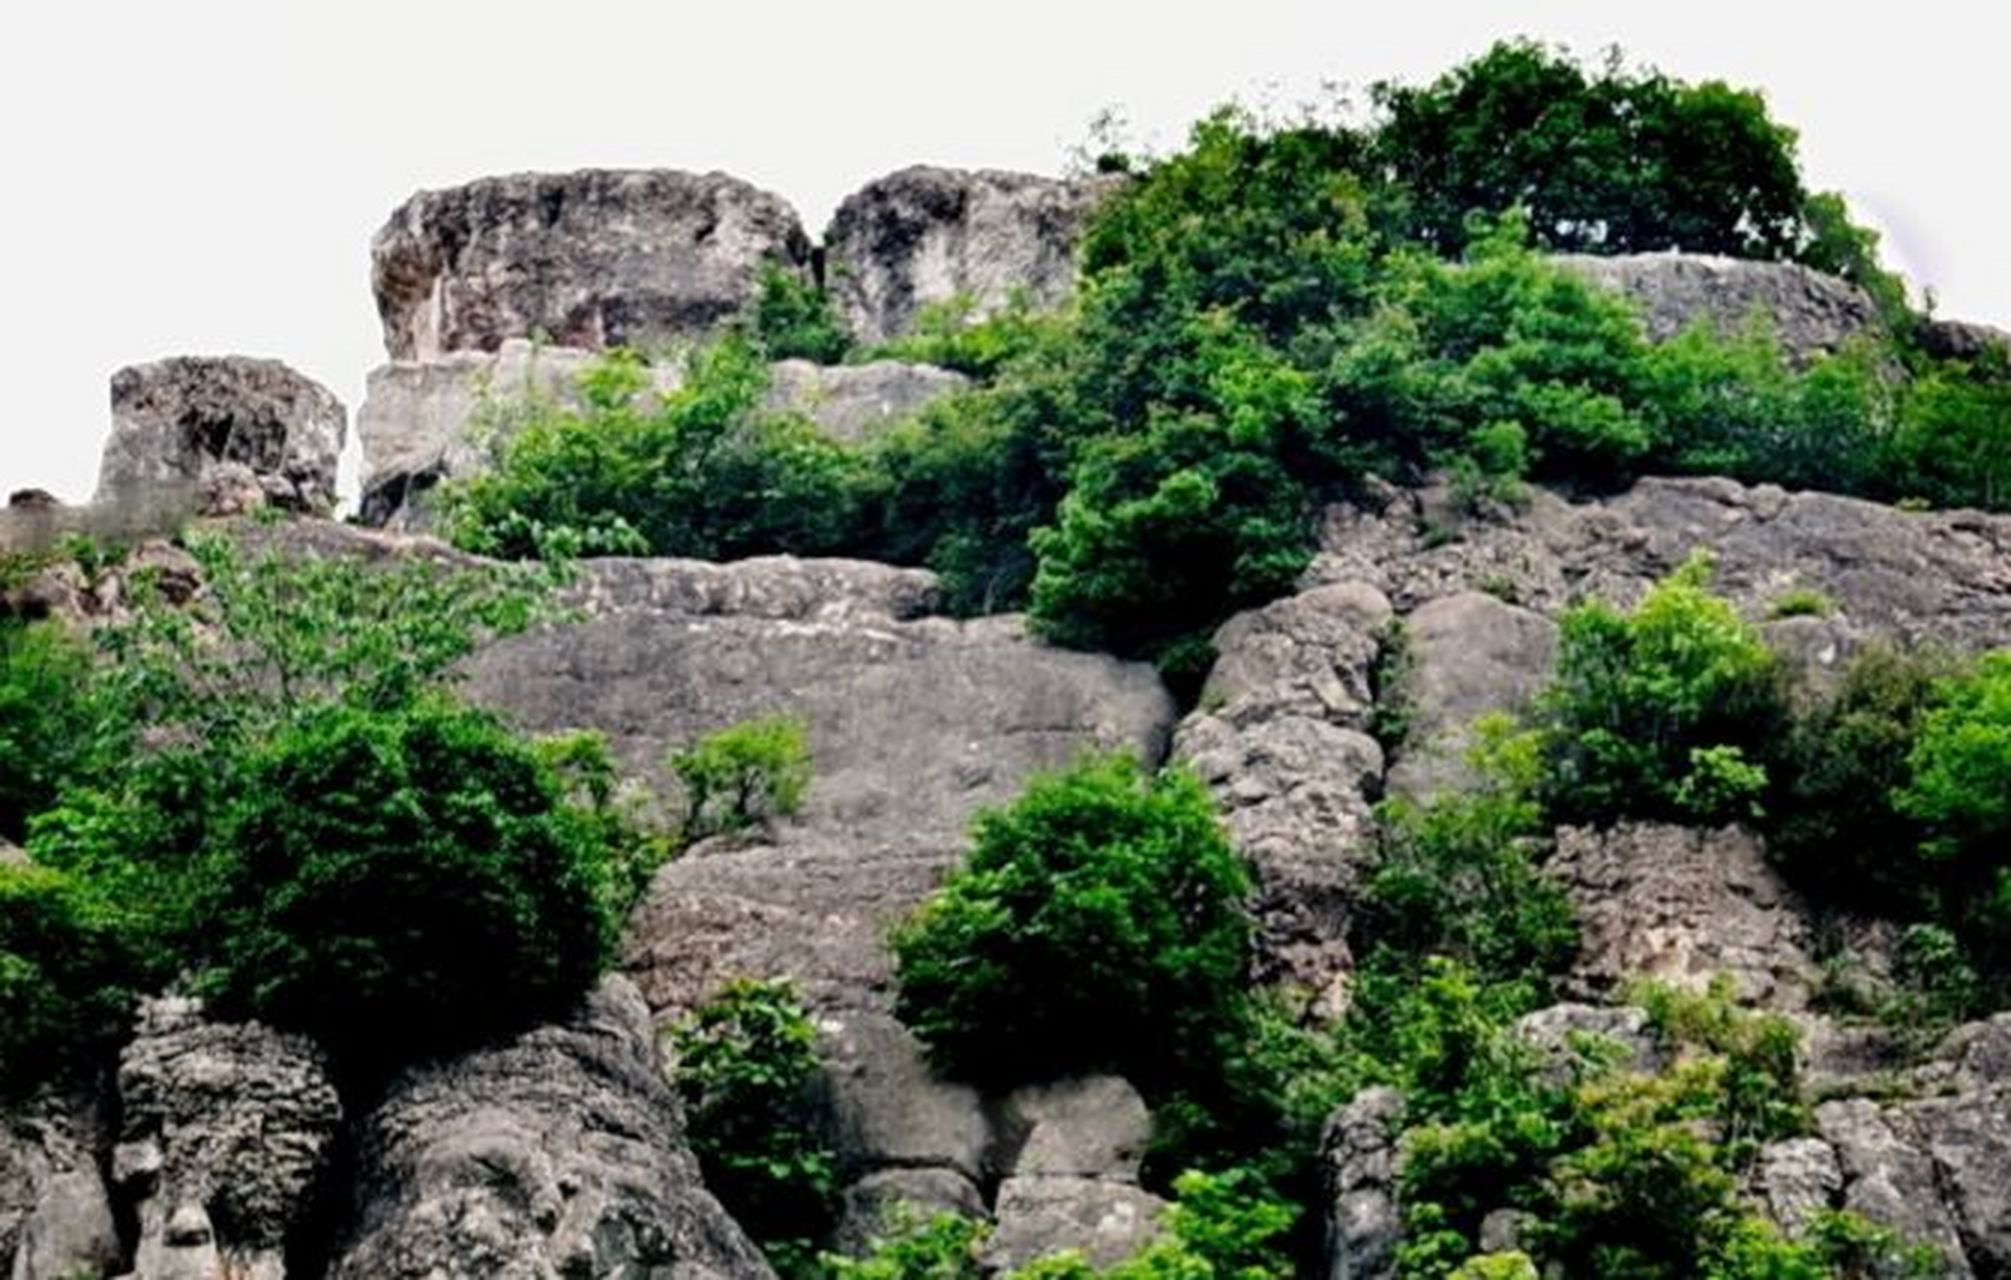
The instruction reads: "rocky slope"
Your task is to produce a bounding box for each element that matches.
[7,163,2011,1279]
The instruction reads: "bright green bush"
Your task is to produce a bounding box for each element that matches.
[823,1211,988,1280]
[0,619,100,843]
[202,697,620,1074]
[1538,553,1787,825]
[891,753,1251,1090]
[748,263,853,364]
[670,978,836,1276]
[443,341,870,563]
[0,863,140,1092]
[862,292,1061,381]
[1891,355,2011,511]
[1897,651,2011,973]
[669,715,812,841]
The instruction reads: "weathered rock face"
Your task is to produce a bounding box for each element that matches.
[1323,1087,1404,1280]
[826,167,1116,343]
[114,997,343,1280]
[0,1090,118,1280]
[762,358,969,445]
[329,976,771,1280]
[457,548,1174,1261]
[1552,823,1821,1009]
[97,357,345,517]
[372,169,810,361]
[1174,583,1392,1000]
[357,341,966,529]
[1917,317,2011,364]
[1382,591,1557,805]
[1554,252,1883,363]
[1312,475,2011,654]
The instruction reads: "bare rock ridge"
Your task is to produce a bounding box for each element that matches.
[1554,252,1885,362]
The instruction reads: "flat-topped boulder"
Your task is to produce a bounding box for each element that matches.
[97,356,345,517]
[1555,252,1883,363]
[371,169,810,361]
[826,166,1117,343]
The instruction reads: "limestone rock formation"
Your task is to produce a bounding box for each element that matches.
[0,1090,118,1280]
[982,1178,1166,1274]
[357,341,966,529]
[329,976,771,1280]
[826,167,1117,343]
[1174,583,1392,999]
[455,548,1173,1260]
[1551,823,1821,1009]
[97,357,345,517]
[1382,591,1557,804]
[113,997,343,1280]
[1323,1087,1404,1280]
[1311,474,2011,653]
[371,169,810,361]
[1917,317,2011,363]
[762,357,969,445]
[1555,252,1883,362]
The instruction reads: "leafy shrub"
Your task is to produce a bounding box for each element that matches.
[1367,717,1577,990]
[862,292,1061,381]
[891,753,1251,1090]
[670,978,836,1276]
[1767,587,1835,620]
[201,697,620,1074]
[1010,1168,1296,1280]
[443,341,869,563]
[670,715,812,841]
[823,1211,988,1280]
[0,619,99,843]
[1538,552,1787,825]
[1766,645,1954,912]
[748,263,853,364]
[0,863,140,1092]
[1897,651,2011,972]
[1891,355,2011,511]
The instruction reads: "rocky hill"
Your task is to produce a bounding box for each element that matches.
[5,108,2011,1280]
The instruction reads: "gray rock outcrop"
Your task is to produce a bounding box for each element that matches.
[762,358,969,445]
[1174,583,1392,1000]
[827,167,1116,343]
[97,357,345,517]
[1551,823,1820,1008]
[1555,252,1883,363]
[372,169,810,361]
[0,1090,118,1280]
[113,997,343,1280]
[1323,1087,1404,1280]
[1917,317,2011,364]
[982,1178,1166,1274]
[329,976,771,1280]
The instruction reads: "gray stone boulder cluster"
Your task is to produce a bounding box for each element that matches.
[1555,252,1885,362]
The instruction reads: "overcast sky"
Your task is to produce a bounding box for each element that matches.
[3,1,2003,505]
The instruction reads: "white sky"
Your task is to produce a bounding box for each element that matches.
[2,1,2005,505]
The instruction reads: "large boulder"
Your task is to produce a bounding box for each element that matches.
[762,358,969,446]
[826,167,1116,343]
[1554,252,1883,363]
[97,357,345,517]
[113,997,343,1280]
[1551,823,1821,1009]
[1323,1087,1404,1280]
[371,169,810,361]
[328,976,771,1280]
[1174,583,1393,999]
[1916,317,2011,364]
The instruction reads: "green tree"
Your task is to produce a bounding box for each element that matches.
[1897,650,2011,974]
[202,697,621,1075]
[0,863,141,1092]
[669,715,812,842]
[748,263,854,364]
[0,619,101,843]
[891,753,1251,1090]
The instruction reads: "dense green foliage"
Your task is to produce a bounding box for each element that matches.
[671,978,837,1277]
[1896,652,2011,976]
[0,532,657,1086]
[891,753,1251,1089]
[202,697,620,1070]
[0,619,98,844]
[443,341,868,562]
[670,714,813,841]
[1537,553,1786,825]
